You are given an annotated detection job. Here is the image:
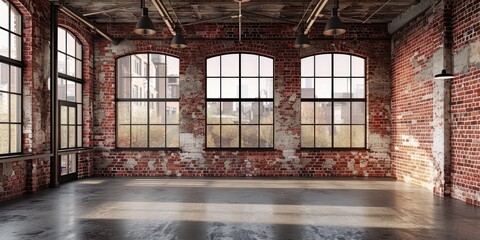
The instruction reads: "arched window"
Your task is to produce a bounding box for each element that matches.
[301,53,366,148]
[206,53,274,148]
[0,0,22,155]
[116,53,180,148]
[57,27,83,150]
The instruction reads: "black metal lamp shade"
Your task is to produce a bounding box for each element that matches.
[323,8,346,36]
[434,69,454,80]
[134,8,156,35]
[170,27,187,48]
[294,28,311,48]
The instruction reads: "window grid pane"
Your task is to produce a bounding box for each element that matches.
[116,53,179,149]
[301,54,366,148]
[206,53,274,148]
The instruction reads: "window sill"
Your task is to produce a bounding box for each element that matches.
[113,148,182,152]
[300,148,370,151]
[58,148,95,155]
[0,152,53,163]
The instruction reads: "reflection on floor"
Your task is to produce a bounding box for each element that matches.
[0,178,479,239]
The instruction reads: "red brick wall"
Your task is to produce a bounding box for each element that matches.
[451,0,480,206]
[0,0,95,202]
[391,3,446,190]
[93,23,392,177]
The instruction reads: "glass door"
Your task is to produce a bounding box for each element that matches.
[59,101,78,183]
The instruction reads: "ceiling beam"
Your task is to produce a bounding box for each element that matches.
[305,0,329,34]
[149,0,176,35]
[388,0,434,34]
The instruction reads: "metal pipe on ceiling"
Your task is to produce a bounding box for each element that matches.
[149,0,176,35]
[305,0,329,34]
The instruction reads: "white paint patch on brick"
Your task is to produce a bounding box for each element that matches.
[148,160,156,171]
[322,159,336,169]
[124,159,137,169]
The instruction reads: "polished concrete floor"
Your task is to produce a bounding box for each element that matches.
[0,178,479,240]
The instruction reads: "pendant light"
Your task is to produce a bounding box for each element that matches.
[170,26,187,48]
[134,0,156,35]
[324,0,346,36]
[434,69,454,80]
[294,27,311,48]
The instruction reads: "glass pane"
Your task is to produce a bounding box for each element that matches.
[260,57,273,77]
[61,155,68,175]
[131,125,148,147]
[76,41,82,60]
[76,60,82,78]
[315,125,332,148]
[117,78,131,98]
[241,54,258,76]
[259,125,273,148]
[334,78,350,98]
[117,56,131,78]
[315,78,331,98]
[352,78,365,99]
[241,78,258,98]
[66,32,75,56]
[131,102,147,124]
[207,56,220,77]
[58,79,67,100]
[334,102,351,124]
[0,124,8,154]
[221,125,239,148]
[11,34,21,61]
[301,125,315,148]
[301,102,314,124]
[69,126,75,148]
[352,102,365,124]
[60,126,68,148]
[221,102,239,124]
[241,102,258,124]
[221,78,239,98]
[0,30,7,58]
[69,154,76,174]
[352,125,365,147]
[301,78,314,98]
[11,8,21,35]
[68,107,75,124]
[10,66,20,93]
[315,102,332,124]
[206,125,220,148]
[334,54,350,77]
[67,80,75,102]
[66,56,75,77]
[352,56,365,77]
[221,54,239,77]
[77,106,82,127]
[260,102,273,124]
[60,106,67,124]
[58,52,66,74]
[166,125,179,148]
[149,102,165,124]
[207,78,220,98]
[76,83,82,103]
[131,54,148,77]
[301,56,314,76]
[10,124,21,153]
[0,63,8,91]
[166,56,179,77]
[117,102,131,124]
[0,92,8,122]
[77,126,82,147]
[117,125,130,147]
[166,102,179,124]
[149,54,165,77]
[131,78,148,98]
[0,1,8,29]
[10,94,20,122]
[334,125,350,148]
[206,102,220,124]
[241,125,258,148]
[260,78,273,98]
[150,78,165,99]
[149,125,165,148]
[166,77,179,98]
[58,28,66,52]
[315,54,332,77]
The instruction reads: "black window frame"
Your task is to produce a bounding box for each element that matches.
[205,53,275,149]
[57,27,83,150]
[0,1,23,156]
[115,53,180,150]
[300,53,367,149]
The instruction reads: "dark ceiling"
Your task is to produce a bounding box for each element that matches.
[64,0,421,25]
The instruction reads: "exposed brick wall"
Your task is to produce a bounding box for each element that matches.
[391,2,446,190]
[0,0,95,202]
[93,23,392,177]
[451,0,480,206]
